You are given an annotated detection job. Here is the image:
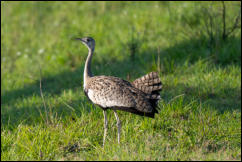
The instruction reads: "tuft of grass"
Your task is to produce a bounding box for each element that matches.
[1,1,241,161]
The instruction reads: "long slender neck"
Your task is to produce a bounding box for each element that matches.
[83,47,94,88]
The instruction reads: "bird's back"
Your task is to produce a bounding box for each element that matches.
[84,72,162,118]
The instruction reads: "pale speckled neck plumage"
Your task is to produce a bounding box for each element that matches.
[83,46,94,88]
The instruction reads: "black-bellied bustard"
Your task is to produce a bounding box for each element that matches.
[75,37,162,146]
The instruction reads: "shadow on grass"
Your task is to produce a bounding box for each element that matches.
[163,83,241,113]
[1,37,241,128]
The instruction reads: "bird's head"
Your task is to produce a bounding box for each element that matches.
[75,37,95,51]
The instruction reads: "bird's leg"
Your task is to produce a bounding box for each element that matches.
[103,110,108,146]
[113,110,121,144]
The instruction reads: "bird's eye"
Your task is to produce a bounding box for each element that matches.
[87,38,90,42]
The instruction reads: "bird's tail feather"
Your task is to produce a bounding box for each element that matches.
[132,72,162,111]
[132,72,162,94]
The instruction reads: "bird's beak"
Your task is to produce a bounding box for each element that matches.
[74,38,85,43]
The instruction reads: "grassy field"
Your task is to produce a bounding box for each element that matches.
[1,1,241,161]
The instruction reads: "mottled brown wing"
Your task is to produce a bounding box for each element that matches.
[85,76,154,113]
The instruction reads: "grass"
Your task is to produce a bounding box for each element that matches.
[1,1,241,161]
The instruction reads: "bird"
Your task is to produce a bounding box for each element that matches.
[75,37,162,146]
